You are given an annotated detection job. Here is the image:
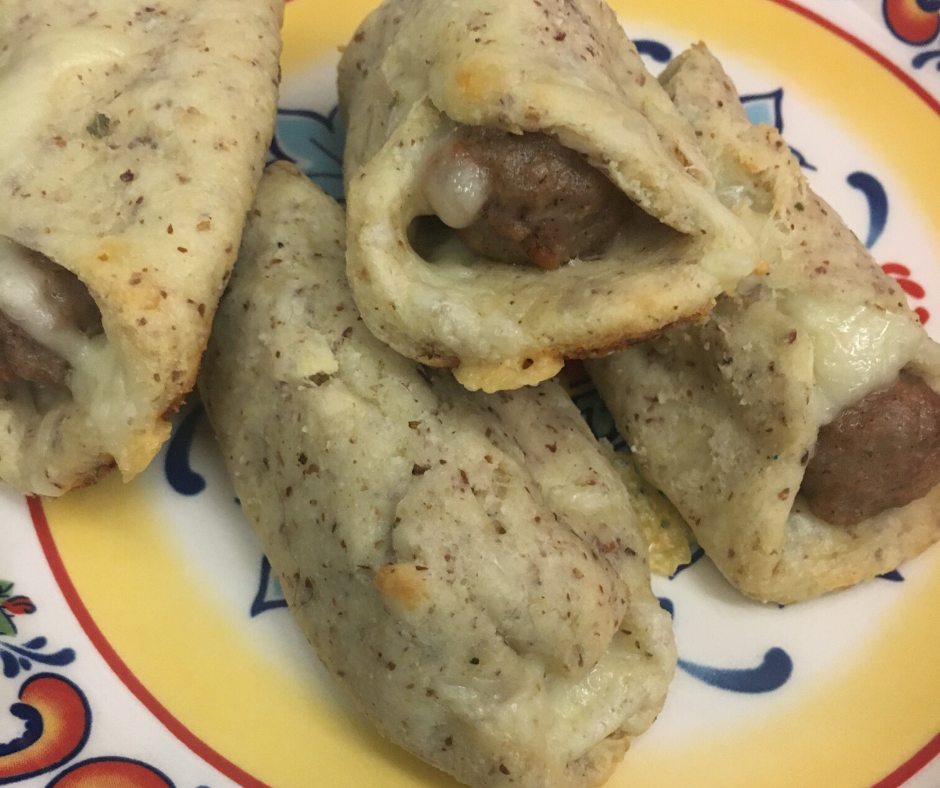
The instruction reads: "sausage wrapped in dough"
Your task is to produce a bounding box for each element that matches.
[588,45,940,604]
[199,162,675,788]
[338,0,758,392]
[0,0,282,494]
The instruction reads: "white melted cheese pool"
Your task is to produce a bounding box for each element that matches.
[421,135,492,230]
[780,293,929,424]
[0,237,89,362]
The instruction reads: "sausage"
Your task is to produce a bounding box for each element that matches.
[0,250,102,388]
[424,128,631,270]
[802,371,940,525]
[0,311,70,387]
[26,251,103,337]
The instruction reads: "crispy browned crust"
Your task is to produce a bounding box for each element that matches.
[568,305,714,360]
[419,303,714,372]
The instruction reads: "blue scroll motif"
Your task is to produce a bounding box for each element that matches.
[878,569,905,582]
[846,171,889,249]
[0,638,76,680]
[912,49,940,68]
[679,648,794,694]
[741,89,816,170]
[164,406,206,497]
[670,546,705,578]
[269,107,346,201]
[658,597,793,693]
[633,39,672,63]
[250,557,288,618]
[0,701,43,757]
[792,148,819,175]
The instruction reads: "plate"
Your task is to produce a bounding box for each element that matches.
[1,0,940,786]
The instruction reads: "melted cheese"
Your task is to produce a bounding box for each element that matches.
[0,237,136,445]
[780,294,928,424]
[70,340,138,435]
[421,138,491,230]
[0,237,88,362]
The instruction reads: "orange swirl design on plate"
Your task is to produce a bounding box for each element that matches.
[0,673,90,782]
[48,758,174,788]
[884,0,940,45]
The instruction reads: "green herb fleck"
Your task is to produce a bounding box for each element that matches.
[794,202,805,212]
[86,113,111,138]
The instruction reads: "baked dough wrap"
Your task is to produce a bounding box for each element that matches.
[199,162,676,788]
[0,0,282,495]
[338,0,759,392]
[587,45,940,604]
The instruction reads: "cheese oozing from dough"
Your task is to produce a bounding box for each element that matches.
[780,294,930,425]
[0,237,137,444]
[0,237,89,363]
[421,140,492,230]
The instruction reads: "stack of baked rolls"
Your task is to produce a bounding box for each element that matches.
[198,1,940,786]
[588,44,940,604]
[201,4,774,784]
[11,0,939,784]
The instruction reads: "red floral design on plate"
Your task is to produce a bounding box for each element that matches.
[882,263,930,324]
[0,673,91,782]
[48,757,176,788]
[0,580,34,637]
